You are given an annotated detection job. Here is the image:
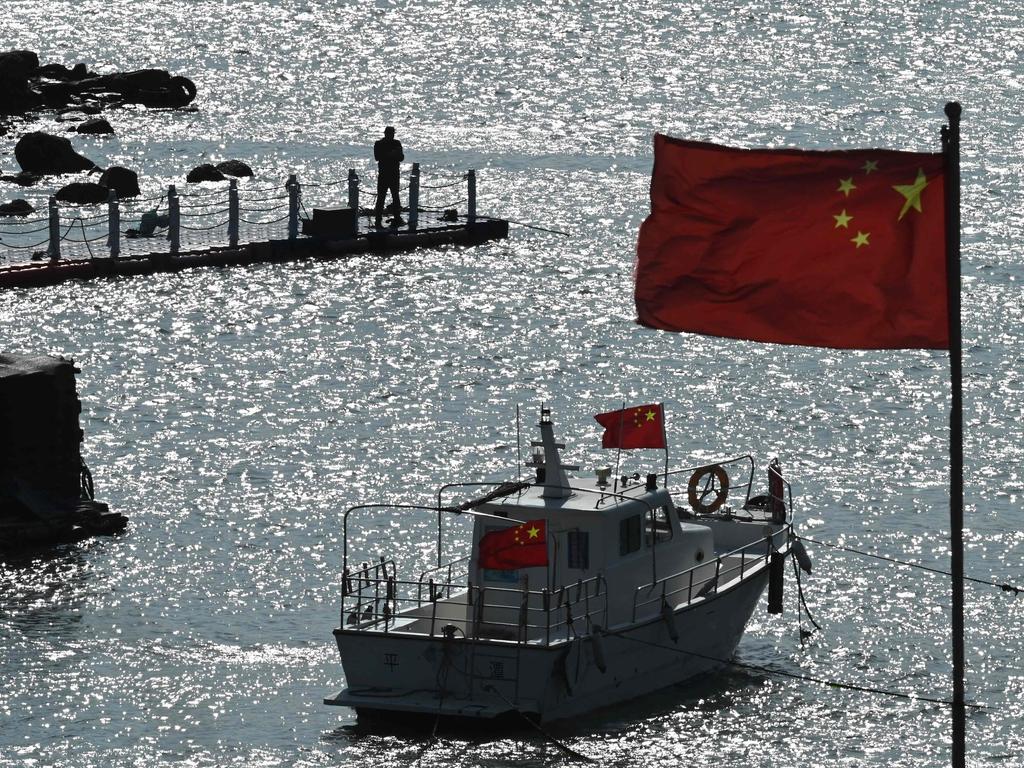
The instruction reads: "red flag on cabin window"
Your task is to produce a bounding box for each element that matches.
[594,403,667,449]
[635,134,948,350]
[478,519,548,570]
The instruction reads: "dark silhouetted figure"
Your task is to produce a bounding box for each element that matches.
[374,126,404,228]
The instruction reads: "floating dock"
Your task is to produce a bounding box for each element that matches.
[0,218,508,289]
[0,166,508,289]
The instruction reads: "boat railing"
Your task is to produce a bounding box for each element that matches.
[416,556,470,604]
[340,556,398,628]
[631,528,788,622]
[663,454,756,506]
[340,569,608,646]
[463,573,609,645]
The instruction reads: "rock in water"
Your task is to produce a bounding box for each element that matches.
[15,131,96,174]
[96,69,197,108]
[98,166,140,198]
[0,171,41,187]
[35,62,94,81]
[55,182,109,204]
[186,164,227,183]
[99,68,172,92]
[0,199,34,216]
[76,117,114,135]
[0,50,39,79]
[0,50,42,114]
[215,159,254,177]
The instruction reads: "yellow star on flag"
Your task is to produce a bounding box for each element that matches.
[526,525,540,539]
[893,168,929,221]
[644,409,656,421]
[833,210,853,229]
[851,231,870,248]
[837,177,856,197]
[862,160,879,174]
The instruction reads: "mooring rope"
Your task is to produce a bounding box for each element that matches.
[481,684,596,763]
[419,176,467,190]
[179,207,232,218]
[611,631,986,710]
[0,237,49,251]
[181,218,231,232]
[0,224,51,235]
[792,553,821,645]
[798,535,1022,594]
[468,213,570,236]
[76,218,96,258]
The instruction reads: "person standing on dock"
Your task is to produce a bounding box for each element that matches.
[373,126,405,228]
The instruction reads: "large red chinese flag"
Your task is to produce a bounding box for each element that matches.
[594,403,667,449]
[635,134,948,349]
[478,519,548,570]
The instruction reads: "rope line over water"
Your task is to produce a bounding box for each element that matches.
[611,632,987,711]
[798,535,1023,595]
[481,684,596,763]
[470,213,570,236]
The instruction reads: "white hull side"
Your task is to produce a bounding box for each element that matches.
[328,568,769,723]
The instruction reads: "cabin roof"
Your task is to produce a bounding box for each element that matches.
[480,476,673,517]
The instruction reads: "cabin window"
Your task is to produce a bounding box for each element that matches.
[646,506,674,543]
[567,531,589,569]
[619,515,642,556]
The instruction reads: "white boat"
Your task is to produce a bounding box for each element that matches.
[324,407,803,723]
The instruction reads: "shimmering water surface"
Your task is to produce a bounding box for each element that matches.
[2,1,1023,765]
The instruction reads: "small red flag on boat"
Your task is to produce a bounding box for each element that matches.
[478,519,548,570]
[594,403,667,449]
[635,134,948,350]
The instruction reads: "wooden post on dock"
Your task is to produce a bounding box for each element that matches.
[408,163,420,231]
[106,189,120,258]
[168,185,180,255]
[46,196,60,260]
[348,169,359,213]
[287,174,299,241]
[467,169,477,224]
[228,179,239,248]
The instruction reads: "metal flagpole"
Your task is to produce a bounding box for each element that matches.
[612,401,626,490]
[516,404,522,479]
[942,101,965,768]
[661,402,669,488]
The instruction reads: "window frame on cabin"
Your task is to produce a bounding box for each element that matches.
[567,530,589,569]
[646,505,674,544]
[619,514,642,556]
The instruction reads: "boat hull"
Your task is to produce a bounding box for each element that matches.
[326,567,769,723]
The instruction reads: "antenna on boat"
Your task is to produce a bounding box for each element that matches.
[662,400,669,489]
[532,405,579,499]
[612,400,625,493]
[516,404,523,480]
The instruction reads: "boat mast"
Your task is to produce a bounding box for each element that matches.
[532,407,579,499]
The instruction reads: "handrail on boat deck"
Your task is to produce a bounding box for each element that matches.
[340,501,522,574]
[339,569,609,646]
[662,454,756,507]
[417,556,470,603]
[434,481,535,567]
[630,525,792,622]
